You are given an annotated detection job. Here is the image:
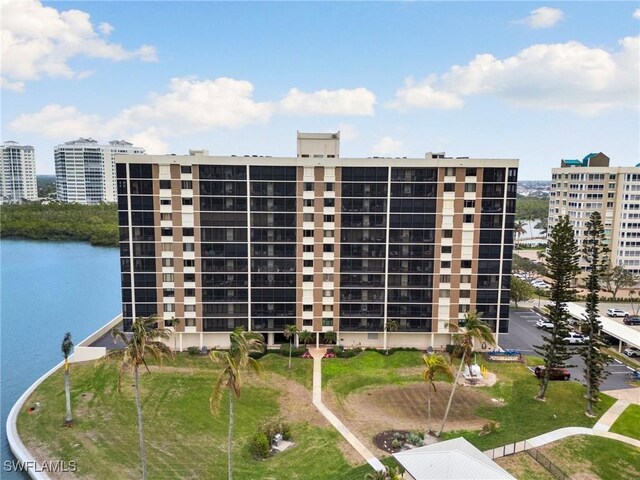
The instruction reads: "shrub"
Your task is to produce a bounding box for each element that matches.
[335,347,362,358]
[406,431,424,447]
[260,418,292,442]
[251,431,270,459]
[279,344,307,358]
[480,421,498,436]
[186,346,200,356]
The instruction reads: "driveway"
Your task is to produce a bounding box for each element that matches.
[501,309,634,391]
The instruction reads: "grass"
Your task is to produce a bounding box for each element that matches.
[17,360,369,479]
[322,350,425,399]
[610,404,640,440]
[543,436,640,480]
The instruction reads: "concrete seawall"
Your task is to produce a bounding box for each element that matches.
[5,314,122,479]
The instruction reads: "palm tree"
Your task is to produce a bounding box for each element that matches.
[364,466,403,480]
[421,353,453,434]
[61,332,74,426]
[323,330,337,345]
[210,327,265,480]
[100,316,173,480]
[283,324,299,369]
[437,313,495,437]
[514,221,527,247]
[298,330,313,348]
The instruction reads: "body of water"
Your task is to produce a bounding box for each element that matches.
[1,240,120,478]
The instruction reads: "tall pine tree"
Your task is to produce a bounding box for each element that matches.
[534,216,580,400]
[579,212,611,416]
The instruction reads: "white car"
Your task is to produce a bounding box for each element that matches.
[563,332,588,345]
[607,308,628,318]
[531,281,549,289]
[624,347,640,358]
[536,318,554,329]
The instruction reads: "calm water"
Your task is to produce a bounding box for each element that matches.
[1,240,120,478]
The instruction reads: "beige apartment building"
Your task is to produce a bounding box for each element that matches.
[116,133,518,350]
[549,153,640,275]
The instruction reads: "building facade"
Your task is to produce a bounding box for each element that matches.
[1,141,37,203]
[55,138,145,204]
[116,133,518,350]
[549,153,640,275]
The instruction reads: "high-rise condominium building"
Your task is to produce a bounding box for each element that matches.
[116,133,518,350]
[1,141,37,203]
[55,138,145,204]
[549,153,640,274]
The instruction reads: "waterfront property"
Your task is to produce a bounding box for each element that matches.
[116,132,518,350]
[1,141,37,204]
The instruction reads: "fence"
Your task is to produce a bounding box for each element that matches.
[485,440,570,480]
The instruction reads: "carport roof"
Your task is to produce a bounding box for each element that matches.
[565,302,640,348]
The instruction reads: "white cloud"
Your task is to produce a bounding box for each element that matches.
[11,104,102,138]
[372,136,403,156]
[1,76,25,92]
[337,123,358,141]
[279,87,375,115]
[390,37,639,115]
[517,7,564,29]
[1,0,157,90]
[634,9,640,19]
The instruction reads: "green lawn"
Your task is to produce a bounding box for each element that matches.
[610,404,640,440]
[17,360,372,479]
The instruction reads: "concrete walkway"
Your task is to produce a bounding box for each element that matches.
[309,348,386,472]
[486,397,640,458]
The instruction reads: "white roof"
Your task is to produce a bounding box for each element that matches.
[565,302,640,348]
[393,437,515,480]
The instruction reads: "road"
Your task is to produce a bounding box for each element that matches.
[501,309,635,391]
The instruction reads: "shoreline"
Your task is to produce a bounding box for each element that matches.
[5,314,122,479]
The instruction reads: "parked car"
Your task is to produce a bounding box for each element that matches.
[624,347,640,357]
[623,315,640,325]
[531,281,549,289]
[534,366,571,381]
[536,318,554,329]
[607,308,628,318]
[563,332,588,345]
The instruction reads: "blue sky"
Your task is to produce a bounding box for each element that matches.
[2,1,639,179]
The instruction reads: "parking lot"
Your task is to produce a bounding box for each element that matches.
[500,308,636,391]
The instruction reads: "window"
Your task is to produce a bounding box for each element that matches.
[183,243,194,252]
[162,258,174,267]
[324,230,334,238]
[184,273,195,282]
[182,198,193,206]
[442,246,452,254]
[325,182,334,191]
[303,245,314,253]
[162,243,173,252]
[162,273,174,282]
[439,290,450,298]
[163,288,175,297]
[181,180,193,189]
[322,290,333,297]
[460,290,471,298]
[160,198,171,206]
[465,168,477,177]
[323,304,333,311]
[323,274,334,282]
[185,318,196,327]
[163,304,176,312]
[324,198,335,207]
[303,274,313,282]
[304,182,314,191]
[181,165,192,174]
[304,199,314,207]
[367,333,379,340]
[463,214,474,223]
[464,183,476,193]
[161,227,173,237]
[324,215,335,222]
[183,227,194,237]
[440,275,451,283]
[159,180,171,189]
[303,230,314,237]
[303,213,314,222]
[323,244,334,252]
[303,319,313,326]
[322,318,333,327]
[461,260,472,269]
[444,183,455,192]
[464,200,475,208]
[442,229,453,238]
[184,259,195,267]
[441,261,451,268]
[161,213,172,221]
[303,260,313,267]
[323,260,334,268]
[459,305,470,313]
[303,304,313,312]
[460,274,472,283]
[185,305,196,312]
[184,288,195,297]
[445,167,456,176]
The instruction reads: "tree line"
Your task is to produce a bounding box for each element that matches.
[0,203,118,246]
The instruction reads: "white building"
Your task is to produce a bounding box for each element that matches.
[55,138,145,204]
[549,153,640,274]
[1,141,38,203]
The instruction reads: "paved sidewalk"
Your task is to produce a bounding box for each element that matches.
[486,396,640,458]
[308,348,385,473]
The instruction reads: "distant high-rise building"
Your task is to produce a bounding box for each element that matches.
[549,153,640,274]
[116,132,518,350]
[1,141,38,203]
[55,138,145,204]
